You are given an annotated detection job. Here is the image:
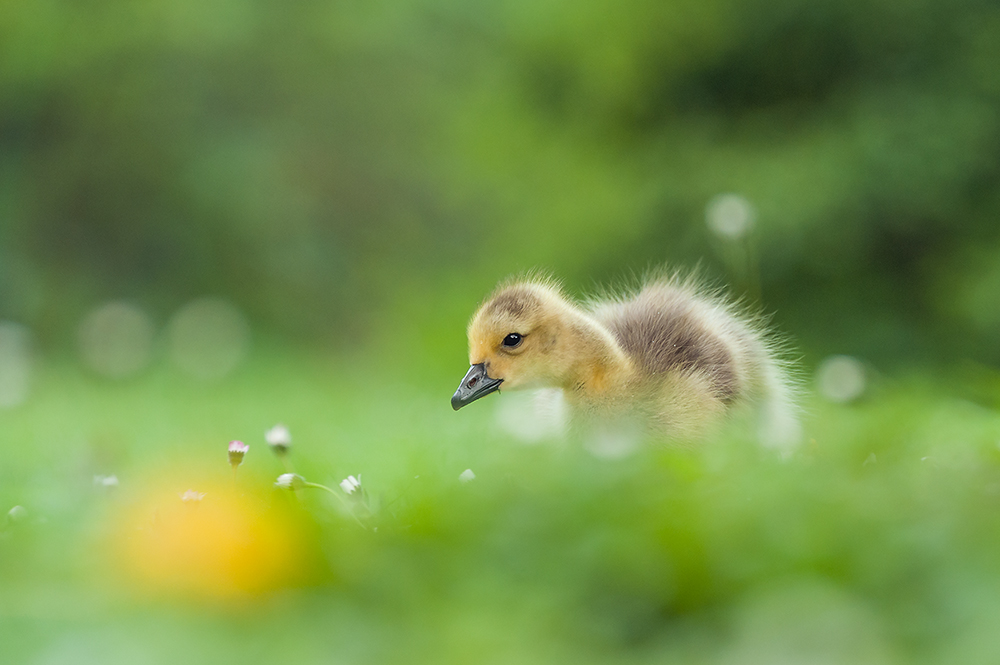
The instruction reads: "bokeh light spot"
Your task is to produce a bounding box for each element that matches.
[77,302,155,379]
[167,298,250,381]
[706,193,756,240]
[583,421,642,460]
[816,355,867,403]
[494,389,566,444]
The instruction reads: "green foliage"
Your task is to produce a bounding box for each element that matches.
[3,2,1000,662]
[1,0,1000,362]
[2,357,1000,663]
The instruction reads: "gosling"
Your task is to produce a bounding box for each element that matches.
[451,273,800,449]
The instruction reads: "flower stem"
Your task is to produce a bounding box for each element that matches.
[303,482,367,529]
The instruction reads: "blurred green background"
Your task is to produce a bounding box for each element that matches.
[3,0,1000,663]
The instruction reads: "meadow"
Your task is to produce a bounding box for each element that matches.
[5,0,1000,662]
[3,346,1000,664]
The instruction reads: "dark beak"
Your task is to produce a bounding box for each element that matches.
[451,363,503,410]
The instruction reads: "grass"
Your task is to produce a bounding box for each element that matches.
[2,349,1000,664]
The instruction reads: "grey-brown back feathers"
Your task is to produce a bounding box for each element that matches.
[587,275,800,450]
[592,283,742,403]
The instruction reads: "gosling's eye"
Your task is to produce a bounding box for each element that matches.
[502,333,523,348]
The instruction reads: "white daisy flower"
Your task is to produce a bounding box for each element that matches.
[228,440,249,467]
[265,424,292,454]
[339,475,361,495]
[274,473,305,490]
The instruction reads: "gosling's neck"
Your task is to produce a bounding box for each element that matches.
[553,303,634,398]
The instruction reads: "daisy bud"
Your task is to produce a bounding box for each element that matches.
[228,440,249,468]
[265,424,292,456]
[7,505,27,523]
[339,475,361,495]
[459,469,476,483]
[274,473,305,490]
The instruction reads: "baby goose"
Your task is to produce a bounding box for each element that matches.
[452,273,799,448]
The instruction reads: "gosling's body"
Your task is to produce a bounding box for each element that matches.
[453,274,799,448]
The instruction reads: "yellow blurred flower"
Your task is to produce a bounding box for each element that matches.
[113,483,315,602]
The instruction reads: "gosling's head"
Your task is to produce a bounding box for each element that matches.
[451,281,571,410]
